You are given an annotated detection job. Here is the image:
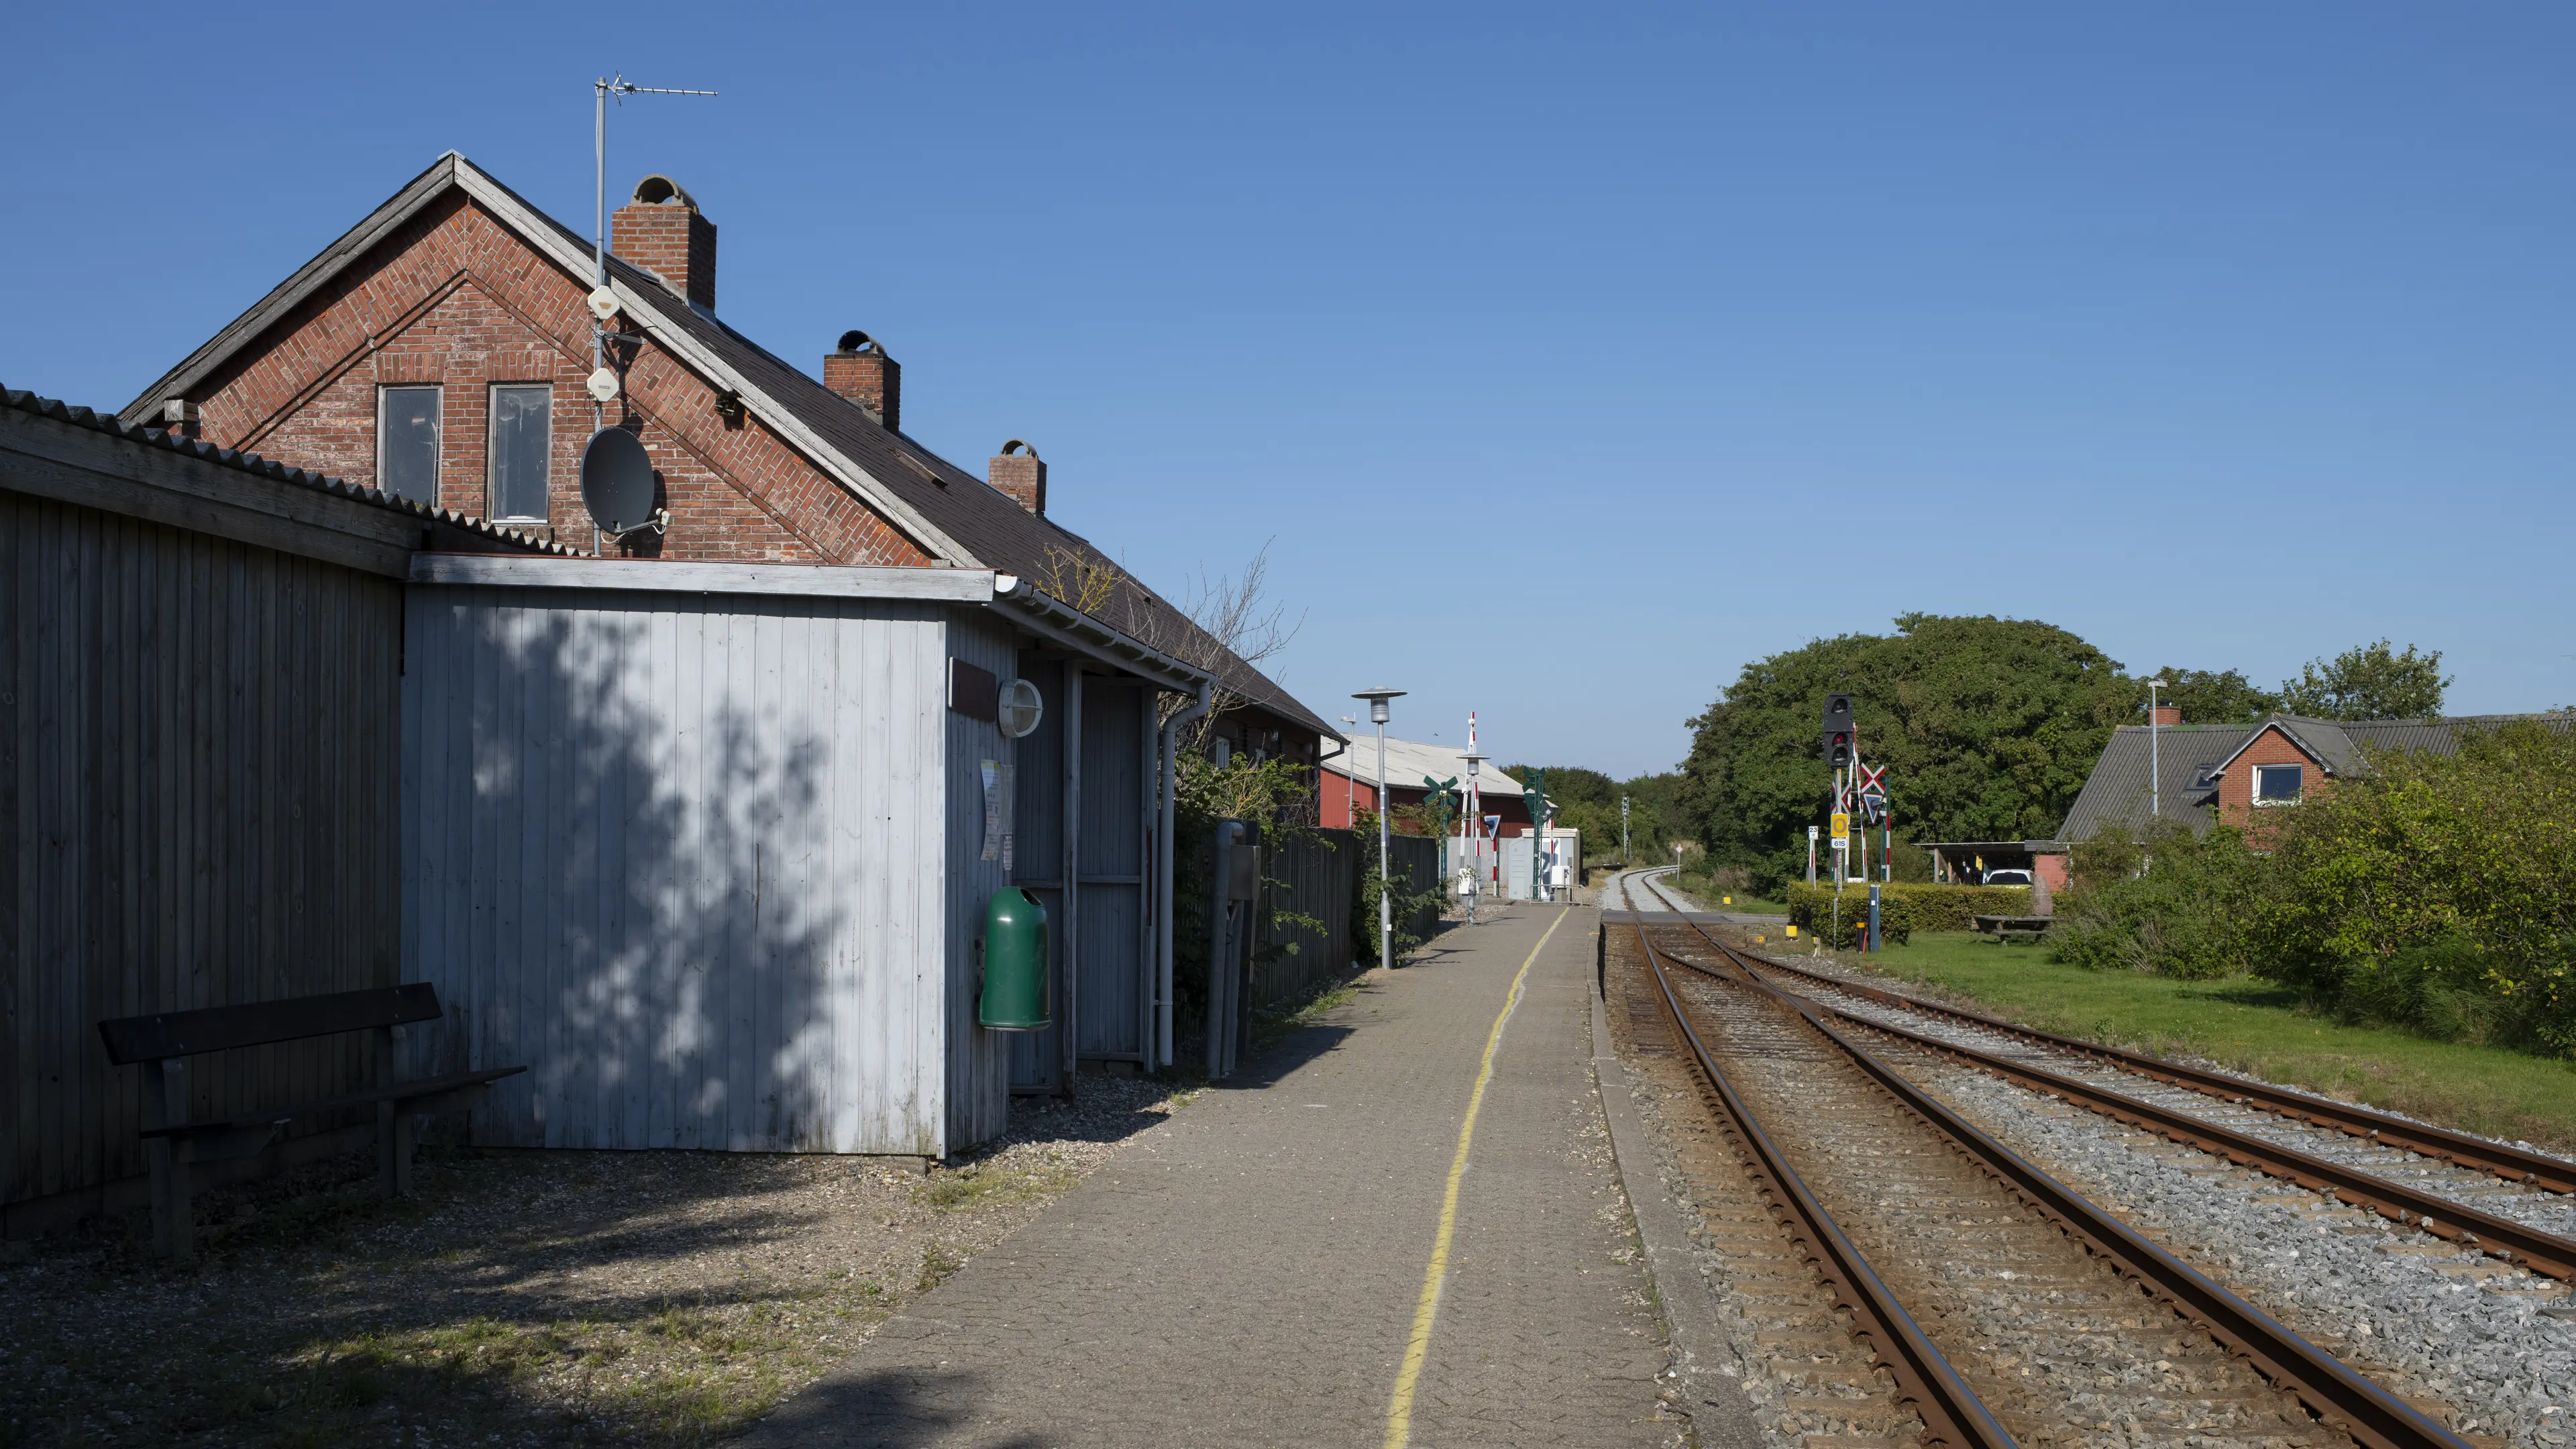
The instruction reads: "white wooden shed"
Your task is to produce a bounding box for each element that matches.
[397,555,1210,1159]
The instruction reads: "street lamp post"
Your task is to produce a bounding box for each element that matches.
[2144,678,2168,824]
[1352,689,1405,968]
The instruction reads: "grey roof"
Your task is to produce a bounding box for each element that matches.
[2210,713,2572,779]
[117,154,1336,743]
[2056,723,2244,843]
[5,386,570,555]
[2061,711,2576,843]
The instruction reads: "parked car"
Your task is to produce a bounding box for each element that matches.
[1981,868,2035,887]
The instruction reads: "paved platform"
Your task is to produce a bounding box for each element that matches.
[743,904,1678,1448]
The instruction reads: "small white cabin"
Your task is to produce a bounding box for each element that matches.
[398,555,1208,1158]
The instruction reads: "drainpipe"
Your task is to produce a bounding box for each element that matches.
[1155,680,1215,1071]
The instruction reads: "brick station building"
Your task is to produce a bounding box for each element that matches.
[120,152,1336,761]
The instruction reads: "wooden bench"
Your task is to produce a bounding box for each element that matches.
[97,983,523,1258]
[1973,914,2054,945]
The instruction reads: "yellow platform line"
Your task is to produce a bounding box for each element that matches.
[1383,908,1570,1449]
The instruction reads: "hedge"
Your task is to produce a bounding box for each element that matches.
[1782,882,2035,947]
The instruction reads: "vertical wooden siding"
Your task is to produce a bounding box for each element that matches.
[401,585,948,1155]
[2,491,402,1218]
[943,614,1018,1148]
[1075,682,1147,1060]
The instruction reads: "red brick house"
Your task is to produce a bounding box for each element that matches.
[118,152,1336,759]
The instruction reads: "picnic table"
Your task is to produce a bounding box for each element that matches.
[1973,914,2054,945]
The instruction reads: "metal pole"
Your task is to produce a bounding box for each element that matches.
[1620,795,1629,869]
[1377,718,1391,969]
[2150,680,2162,824]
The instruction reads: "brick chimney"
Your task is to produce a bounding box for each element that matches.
[611,174,716,311]
[989,439,1046,514]
[2149,704,2182,727]
[824,331,900,430]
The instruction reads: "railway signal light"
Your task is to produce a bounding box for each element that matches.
[1827,731,1851,767]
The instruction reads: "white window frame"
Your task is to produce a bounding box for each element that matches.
[2251,762,2304,806]
[376,384,442,503]
[486,382,553,523]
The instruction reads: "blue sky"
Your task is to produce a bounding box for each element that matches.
[7,3,2570,777]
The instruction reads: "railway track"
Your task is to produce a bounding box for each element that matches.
[1607,871,2473,1449]
[1632,871,2576,1283]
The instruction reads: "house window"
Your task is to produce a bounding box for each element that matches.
[377,385,441,503]
[488,384,551,522]
[2252,763,2304,806]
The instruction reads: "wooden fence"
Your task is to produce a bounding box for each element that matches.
[1247,828,1442,1015]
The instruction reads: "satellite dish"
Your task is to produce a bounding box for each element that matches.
[586,286,621,321]
[586,366,621,402]
[997,678,1044,739]
[580,427,658,534]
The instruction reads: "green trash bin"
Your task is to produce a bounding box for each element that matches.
[979,887,1050,1032]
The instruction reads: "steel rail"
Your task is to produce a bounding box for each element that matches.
[1617,877,2473,1449]
[1634,873,2574,1196]
[1615,879,2017,1449]
[1636,896,2576,1283]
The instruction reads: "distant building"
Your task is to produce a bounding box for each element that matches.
[1318,736,1533,835]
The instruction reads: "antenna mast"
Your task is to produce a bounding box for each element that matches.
[586,72,716,553]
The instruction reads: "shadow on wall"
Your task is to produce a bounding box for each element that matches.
[406,593,926,1154]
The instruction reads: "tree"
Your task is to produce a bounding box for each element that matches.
[2278,640,2449,720]
[2143,667,2278,725]
[1681,615,2133,893]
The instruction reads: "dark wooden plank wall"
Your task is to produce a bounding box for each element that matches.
[1,489,402,1226]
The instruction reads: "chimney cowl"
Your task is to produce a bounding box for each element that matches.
[632,174,697,208]
[989,439,1046,515]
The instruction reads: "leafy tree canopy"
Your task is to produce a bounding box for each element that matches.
[2278,639,2449,720]
[2143,667,2279,725]
[1681,614,2133,891]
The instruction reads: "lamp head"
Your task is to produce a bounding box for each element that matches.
[1352,686,1404,725]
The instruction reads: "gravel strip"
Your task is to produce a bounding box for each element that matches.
[0,1075,1189,1448]
[1875,1045,2576,1448]
[1765,962,2576,1244]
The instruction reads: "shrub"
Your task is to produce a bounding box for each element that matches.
[2247,718,2576,1054]
[1782,883,1916,948]
[2048,820,2257,979]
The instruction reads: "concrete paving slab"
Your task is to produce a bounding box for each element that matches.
[742,904,1678,1448]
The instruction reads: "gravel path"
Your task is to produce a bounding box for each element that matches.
[1,1075,1190,1448]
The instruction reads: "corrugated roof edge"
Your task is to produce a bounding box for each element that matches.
[5,385,574,555]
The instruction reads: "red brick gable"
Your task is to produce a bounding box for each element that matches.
[2214,723,2326,835]
[172,189,930,566]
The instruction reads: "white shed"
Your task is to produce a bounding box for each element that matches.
[397,555,1210,1159]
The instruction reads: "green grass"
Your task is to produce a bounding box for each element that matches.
[1801,930,2576,1154]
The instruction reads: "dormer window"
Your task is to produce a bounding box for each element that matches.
[2253,763,2304,806]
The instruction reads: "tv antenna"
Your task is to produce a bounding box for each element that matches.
[584,72,715,553]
